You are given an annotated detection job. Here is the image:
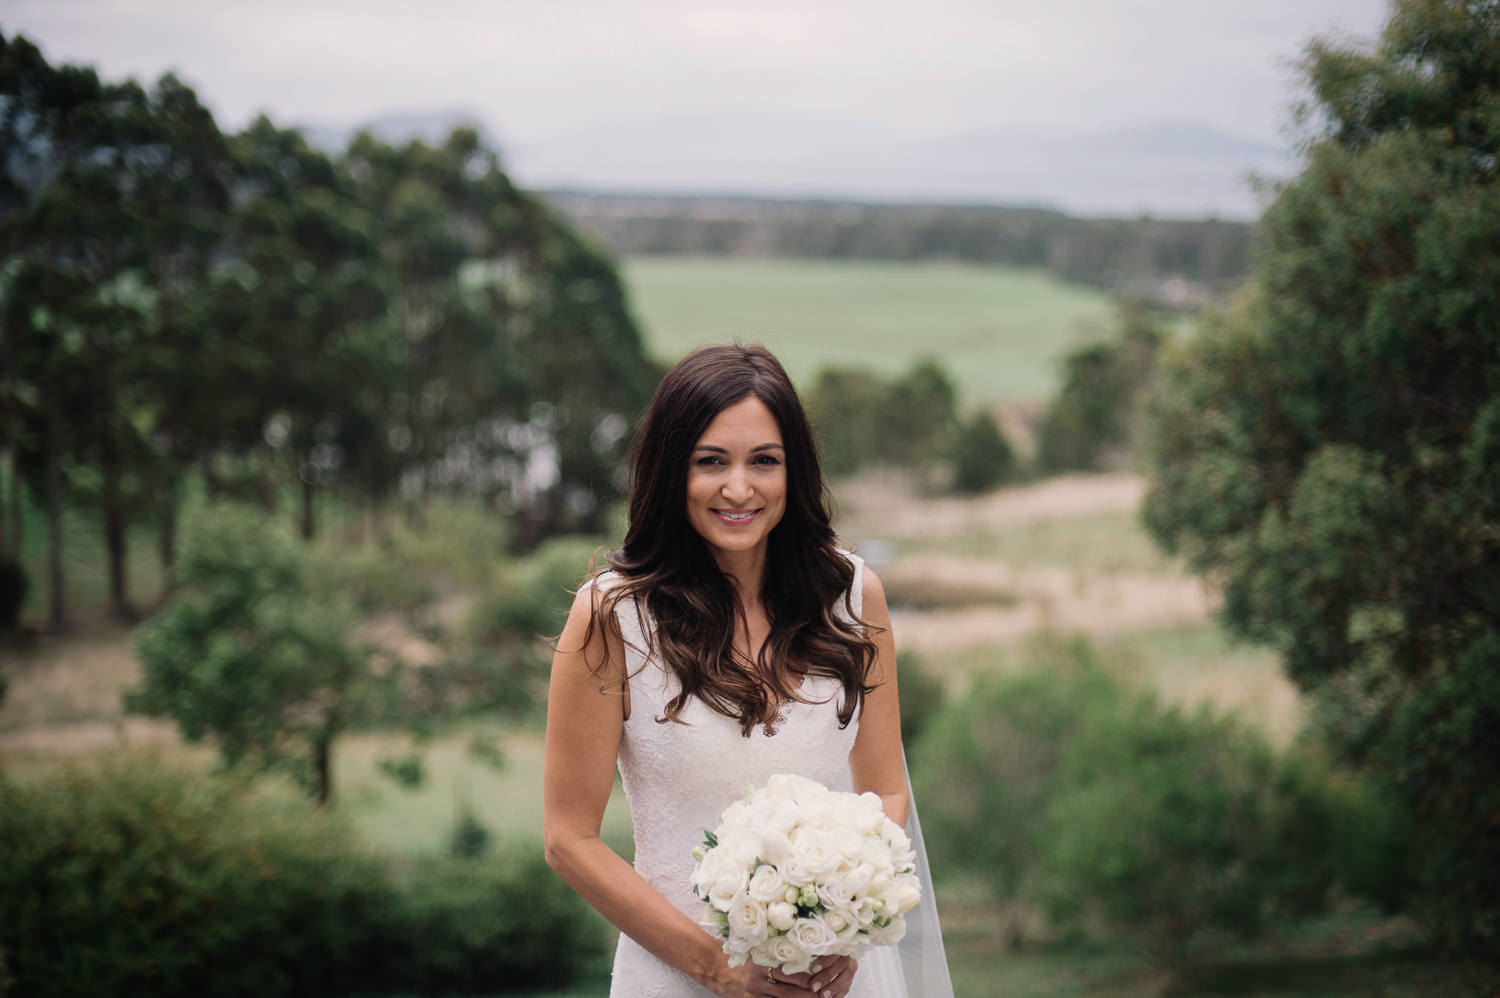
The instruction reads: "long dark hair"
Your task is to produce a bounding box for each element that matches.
[591,343,878,736]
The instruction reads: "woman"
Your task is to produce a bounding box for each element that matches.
[544,344,950,998]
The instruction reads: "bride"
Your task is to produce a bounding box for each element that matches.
[544,344,952,997]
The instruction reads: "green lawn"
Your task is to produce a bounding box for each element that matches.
[620,257,1116,403]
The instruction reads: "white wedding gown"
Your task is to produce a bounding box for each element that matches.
[598,553,953,997]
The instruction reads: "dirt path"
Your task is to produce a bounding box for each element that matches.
[838,471,1147,540]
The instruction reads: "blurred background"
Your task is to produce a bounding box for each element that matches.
[3,1,1498,995]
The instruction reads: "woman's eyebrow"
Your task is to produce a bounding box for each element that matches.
[692,443,785,453]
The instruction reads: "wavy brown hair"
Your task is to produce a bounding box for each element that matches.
[589,343,878,736]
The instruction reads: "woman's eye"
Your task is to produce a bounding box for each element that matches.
[695,456,723,466]
[754,454,781,466]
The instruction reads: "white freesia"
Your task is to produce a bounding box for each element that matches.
[688,774,921,975]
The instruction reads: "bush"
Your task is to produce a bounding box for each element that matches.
[0,555,24,631]
[0,755,607,997]
[949,409,1016,493]
[1037,303,1163,473]
[1036,690,1402,964]
[911,638,1406,964]
[394,852,608,993]
[896,651,946,745]
[0,755,394,997]
[809,367,885,476]
[912,638,1118,904]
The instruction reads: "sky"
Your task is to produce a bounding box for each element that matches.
[3,0,1393,218]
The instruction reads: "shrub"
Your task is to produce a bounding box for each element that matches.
[949,409,1016,493]
[392,851,608,993]
[912,638,1406,964]
[1036,690,1402,964]
[0,755,608,997]
[1036,303,1163,472]
[0,755,394,997]
[911,638,1117,905]
[809,366,885,476]
[896,651,947,746]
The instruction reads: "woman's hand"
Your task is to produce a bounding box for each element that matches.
[711,955,859,998]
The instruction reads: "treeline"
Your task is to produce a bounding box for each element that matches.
[545,191,1252,300]
[0,33,657,631]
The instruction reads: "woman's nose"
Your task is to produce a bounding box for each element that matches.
[721,467,753,503]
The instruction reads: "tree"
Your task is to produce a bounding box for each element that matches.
[950,409,1016,493]
[1142,0,1500,954]
[1036,301,1163,473]
[129,503,367,803]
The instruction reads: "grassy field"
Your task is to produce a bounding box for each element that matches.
[620,256,1116,403]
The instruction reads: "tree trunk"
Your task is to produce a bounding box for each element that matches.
[6,448,19,555]
[158,486,177,597]
[301,469,316,541]
[100,430,130,620]
[44,400,65,633]
[0,445,9,559]
[313,728,333,805]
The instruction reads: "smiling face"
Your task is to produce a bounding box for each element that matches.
[685,395,788,565]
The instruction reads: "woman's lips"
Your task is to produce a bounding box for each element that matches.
[712,508,761,524]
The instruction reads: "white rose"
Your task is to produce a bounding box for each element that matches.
[815,870,856,912]
[884,873,922,916]
[748,793,801,838]
[822,907,863,947]
[717,826,762,867]
[859,835,892,871]
[851,792,886,833]
[695,850,748,912]
[727,896,770,944]
[788,826,841,879]
[765,773,825,803]
[719,799,752,830]
[831,826,864,862]
[787,914,838,956]
[766,901,797,932]
[842,862,875,899]
[747,864,790,904]
[753,935,810,975]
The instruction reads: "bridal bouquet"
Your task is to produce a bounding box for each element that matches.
[689,773,921,975]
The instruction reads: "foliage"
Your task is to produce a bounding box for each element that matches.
[808,357,992,486]
[0,755,605,997]
[1140,0,1500,954]
[896,650,947,745]
[0,32,656,634]
[911,638,1121,906]
[950,408,1017,493]
[877,358,960,468]
[1036,688,1403,965]
[394,851,608,993]
[911,639,1406,965]
[808,366,885,476]
[554,192,1253,294]
[128,502,366,802]
[1036,302,1164,472]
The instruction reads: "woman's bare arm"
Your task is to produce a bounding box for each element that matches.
[848,566,910,827]
[543,585,818,997]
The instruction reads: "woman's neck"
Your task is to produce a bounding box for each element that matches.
[711,544,768,610]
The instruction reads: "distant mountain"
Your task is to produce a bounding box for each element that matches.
[297,107,506,160]
[295,107,1292,221]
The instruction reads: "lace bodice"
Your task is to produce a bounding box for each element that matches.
[598,553,904,997]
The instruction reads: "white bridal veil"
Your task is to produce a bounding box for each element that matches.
[838,756,955,997]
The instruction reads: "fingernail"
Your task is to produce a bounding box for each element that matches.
[812,963,823,973]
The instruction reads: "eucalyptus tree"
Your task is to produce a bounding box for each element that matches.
[344,127,653,547]
[220,117,389,539]
[1142,0,1500,951]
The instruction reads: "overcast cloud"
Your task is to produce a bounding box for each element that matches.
[4,0,1391,216]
